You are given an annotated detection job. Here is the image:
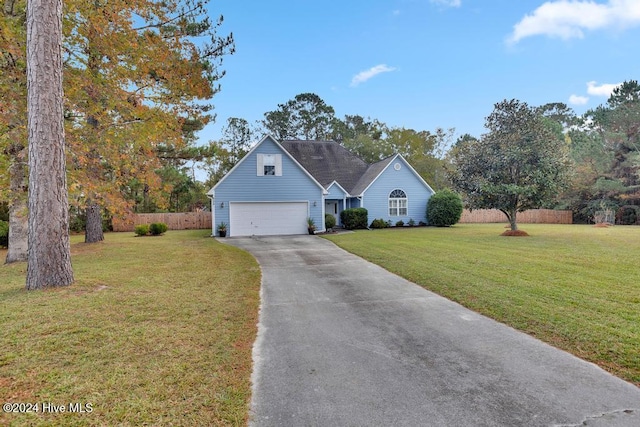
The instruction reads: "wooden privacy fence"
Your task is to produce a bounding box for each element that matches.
[459,209,573,224]
[112,212,212,232]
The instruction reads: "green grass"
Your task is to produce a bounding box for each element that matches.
[0,230,260,426]
[324,224,640,386]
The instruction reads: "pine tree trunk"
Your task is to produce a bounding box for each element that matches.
[6,202,28,264]
[6,190,28,264]
[25,0,74,289]
[85,203,104,243]
[5,143,28,264]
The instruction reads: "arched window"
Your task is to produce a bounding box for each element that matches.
[389,189,407,216]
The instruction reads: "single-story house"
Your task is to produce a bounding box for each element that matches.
[207,135,435,237]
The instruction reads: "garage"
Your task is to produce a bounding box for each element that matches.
[229,202,309,237]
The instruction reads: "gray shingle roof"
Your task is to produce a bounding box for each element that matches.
[350,156,395,196]
[279,140,371,194]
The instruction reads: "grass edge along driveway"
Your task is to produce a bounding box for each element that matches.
[0,230,260,426]
[324,224,640,387]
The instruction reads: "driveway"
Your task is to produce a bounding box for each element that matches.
[223,235,640,426]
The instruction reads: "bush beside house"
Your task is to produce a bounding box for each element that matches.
[426,189,463,227]
[341,208,368,230]
[325,214,336,230]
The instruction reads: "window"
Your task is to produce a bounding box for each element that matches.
[257,154,282,176]
[389,189,407,216]
[263,154,275,175]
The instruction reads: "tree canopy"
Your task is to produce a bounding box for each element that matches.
[1,0,234,249]
[448,99,571,231]
[263,92,336,140]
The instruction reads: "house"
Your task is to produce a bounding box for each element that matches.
[207,135,435,237]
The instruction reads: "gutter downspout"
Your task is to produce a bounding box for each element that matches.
[206,194,215,237]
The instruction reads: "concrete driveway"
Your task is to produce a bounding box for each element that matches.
[223,235,640,426]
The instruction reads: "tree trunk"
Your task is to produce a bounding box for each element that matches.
[85,203,104,243]
[5,142,28,264]
[6,201,28,264]
[508,210,518,231]
[25,0,74,289]
[500,209,518,231]
[6,162,28,263]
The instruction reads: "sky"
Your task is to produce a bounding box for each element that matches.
[198,0,640,147]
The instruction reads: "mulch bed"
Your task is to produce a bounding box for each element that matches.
[501,229,530,237]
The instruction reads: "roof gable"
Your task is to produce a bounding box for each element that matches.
[355,154,435,196]
[350,156,395,196]
[209,135,326,196]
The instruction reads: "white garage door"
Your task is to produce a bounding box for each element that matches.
[229,202,309,236]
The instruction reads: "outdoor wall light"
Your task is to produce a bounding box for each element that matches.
[220,202,224,208]
[313,201,317,207]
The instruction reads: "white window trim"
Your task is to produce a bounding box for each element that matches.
[389,189,408,216]
[256,154,282,176]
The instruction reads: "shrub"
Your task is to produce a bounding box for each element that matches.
[340,208,368,230]
[426,189,463,227]
[325,214,336,230]
[616,205,640,225]
[134,224,149,236]
[408,218,415,227]
[69,211,86,233]
[395,220,405,227]
[0,220,8,248]
[370,218,388,229]
[149,222,168,235]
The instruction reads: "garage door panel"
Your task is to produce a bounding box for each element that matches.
[230,202,308,236]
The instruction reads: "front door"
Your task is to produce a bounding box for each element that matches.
[325,201,339,225]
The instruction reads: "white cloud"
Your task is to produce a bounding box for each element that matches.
[587,80,621,96]
[508,0,640,44]
[350,64,397,87]
[569,94,589,105]
[430,0,461,7]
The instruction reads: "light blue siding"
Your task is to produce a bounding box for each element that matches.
[213,136,325,235]
[346,197,361,209]
[325,183,349,226]
[362,157,434,225]
[326,182,347,199]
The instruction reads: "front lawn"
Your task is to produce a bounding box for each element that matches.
[324,224,640,386]
[0,230,260,426]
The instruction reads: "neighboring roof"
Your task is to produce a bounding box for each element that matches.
[279,140,369,193]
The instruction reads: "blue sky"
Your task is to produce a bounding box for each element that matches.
[199,0,640,146]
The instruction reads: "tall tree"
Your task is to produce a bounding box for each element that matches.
[449,99,571,232]
[206,117,254,185]
[26,0,73,288]
[263,93,336,140]
[335,115,387,163]
[387,127,454,190]
[2,0,234,255]
[63,0,233,242]
[560,128,616,221]
[597,80,640,203]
